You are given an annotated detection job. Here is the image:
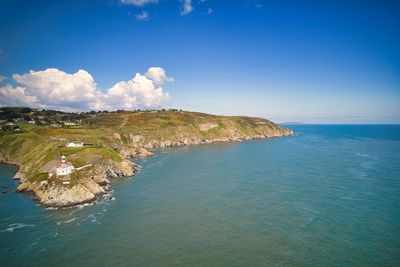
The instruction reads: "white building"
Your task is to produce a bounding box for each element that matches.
[66,142,84,148]
[56,156,75,176]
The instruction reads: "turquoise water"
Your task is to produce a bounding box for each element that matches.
[1,125,400,266]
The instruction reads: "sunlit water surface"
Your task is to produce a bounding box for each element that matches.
[1,125,399,266]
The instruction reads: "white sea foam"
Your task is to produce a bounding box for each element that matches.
[1,223,35,232]
[78,203,93,209]
[64,217,77,223]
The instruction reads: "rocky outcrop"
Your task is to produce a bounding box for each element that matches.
[13,158,136,208]
[34,184,97,207]
[112,145,153,158]
[92,159,136,177]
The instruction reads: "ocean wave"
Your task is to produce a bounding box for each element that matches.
[64,217,77,223]
[0,223,35,233]
[78,203,94,209]
[57,217,77,225]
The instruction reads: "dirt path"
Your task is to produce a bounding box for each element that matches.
[119,114,129,128]
[54,145,61,160]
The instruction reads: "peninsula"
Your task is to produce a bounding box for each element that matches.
[0,107,292,208]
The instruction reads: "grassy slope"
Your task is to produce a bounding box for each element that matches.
[0,111,286,182]
[88,110,283,144]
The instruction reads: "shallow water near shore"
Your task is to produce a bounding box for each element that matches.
[1,125,400,266]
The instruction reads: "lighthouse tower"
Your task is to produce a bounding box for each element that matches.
[61,155,66,166]
[56,155,74,176]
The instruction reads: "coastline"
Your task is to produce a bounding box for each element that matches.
[1,130,293,209]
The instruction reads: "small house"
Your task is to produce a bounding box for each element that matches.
[66,142,84,148]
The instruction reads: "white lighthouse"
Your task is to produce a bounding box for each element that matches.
[56,155,74,176]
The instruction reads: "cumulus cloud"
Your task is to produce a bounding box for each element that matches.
[12,68,97,110]
[0,67,172,111]
[0,75,6,83]
[135,11,149,20]
[120,0,158,6]
[0,84,39,107]
[180,0,193,15]
[145,67,174,86]
[91,72,170,110]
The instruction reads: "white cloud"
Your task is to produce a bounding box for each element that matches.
[0,67,172,111]
[12,68,97,110]
[0,75,6,83]
[92,72,171,110]
[0,84,38,107]
[180,0,193,15]
[120,0,158,6]
[135,11,149,20]
[206,7,213,15]
[145,67,174,86]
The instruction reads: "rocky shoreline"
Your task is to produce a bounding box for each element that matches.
[7,158,136,208]
[2,127,293,209]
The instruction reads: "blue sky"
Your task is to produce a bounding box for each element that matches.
[0,0,399,123]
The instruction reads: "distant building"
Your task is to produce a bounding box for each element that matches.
[64,122,76,126]
[50,123,61,128]
[6,122,15,126]
[56,155,74,176]
[66,142,84,148]
[27,120,36,124]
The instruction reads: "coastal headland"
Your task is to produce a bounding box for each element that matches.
[0,107,292,208]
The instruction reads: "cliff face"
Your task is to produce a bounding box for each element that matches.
[107,112,293,154]
[1,110,293,208]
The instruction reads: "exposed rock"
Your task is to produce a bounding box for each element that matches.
[83,179,105,196]
[35,183,97,207]
[113,132,122,142]
[16,181,31,192]
[13,170,22,180]
[92,159,135,178]
[115,146,153,158]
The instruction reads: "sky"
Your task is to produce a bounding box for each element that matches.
[0,0,399,123]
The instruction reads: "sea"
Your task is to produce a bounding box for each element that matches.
[0,125,399,266]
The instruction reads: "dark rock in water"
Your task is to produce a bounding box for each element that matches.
[2,190,8,194]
